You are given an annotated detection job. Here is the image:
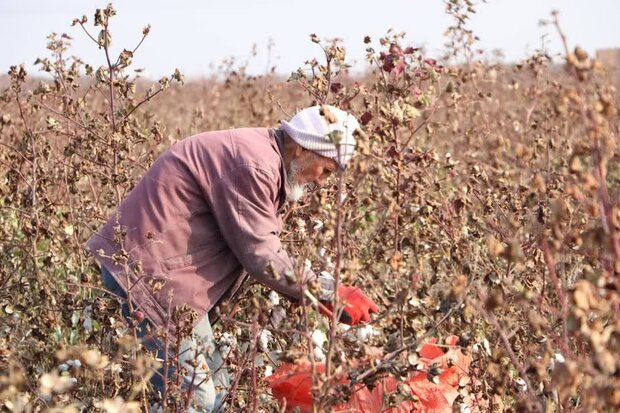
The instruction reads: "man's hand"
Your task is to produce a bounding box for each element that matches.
[321,285,378,325]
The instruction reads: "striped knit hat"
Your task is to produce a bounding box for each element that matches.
[280,105,360,169]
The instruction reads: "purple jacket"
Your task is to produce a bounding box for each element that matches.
[87,128,315,328]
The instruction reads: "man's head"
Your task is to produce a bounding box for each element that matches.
[280,105,360,201]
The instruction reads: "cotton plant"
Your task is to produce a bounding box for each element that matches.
[311,329,327,361]
[218,333,237,359]
[258,329,273,353]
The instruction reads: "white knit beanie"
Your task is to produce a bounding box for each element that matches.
[280,105,360,169]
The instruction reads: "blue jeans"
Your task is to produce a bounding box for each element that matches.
[101,266,229,412]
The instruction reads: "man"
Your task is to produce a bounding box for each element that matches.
[87,105,379,411]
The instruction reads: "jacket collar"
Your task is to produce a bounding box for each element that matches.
[270,127,289,211]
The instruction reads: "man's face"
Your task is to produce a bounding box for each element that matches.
[286,150,338,201]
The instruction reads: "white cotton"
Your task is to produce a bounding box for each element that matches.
[287,183,307,202]
[355,325,377,343]
[58,363,69,372]
[218,333,236,358]
[313,347,326,361]
[313,220,324,231]
[259,329,272,352]
[550,352,566,371]
[311,329,326,348]
[268,291,281,306]
[296,219,307,237]
[264,364,273,377]
[109,363,122,374]
[515,377,528,392]
[482,338,492,356]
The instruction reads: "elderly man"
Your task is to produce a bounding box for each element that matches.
[87,105,378,411]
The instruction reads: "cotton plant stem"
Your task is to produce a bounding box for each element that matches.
[14,88,42,286]
[299,289,320,413]
[322,146,346,410]
[324,168,344,372]
[478,293,543,413]
[552,13,620,265]
[541,239,572,358]
[250,314,259,413]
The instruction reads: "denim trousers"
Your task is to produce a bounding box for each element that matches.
[100,266,230,412]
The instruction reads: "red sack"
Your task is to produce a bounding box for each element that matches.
[267,362,325,412]
[267,335,472,413]
[405,335,472,410]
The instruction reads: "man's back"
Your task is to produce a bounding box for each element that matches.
[88,127,286,328]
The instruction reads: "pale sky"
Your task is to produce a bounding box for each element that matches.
[1,0,619,79]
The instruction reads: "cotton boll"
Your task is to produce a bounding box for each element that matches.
[296,219,307,236]
[311,329,326,348]
[264,364,273,377]
[313,347,326,361]
[313,220,324,231]
[109,363,122,375]
[268,291,280,306]
[550,352,566,371]
[482,338,491,356]
[259,329,272,352]
[325,256,334,270]
[515,377,528,392]
[218,333,236,358]
[355,325,377,343]
[58,363,69,373]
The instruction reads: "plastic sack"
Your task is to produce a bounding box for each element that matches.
[267,335,472,413]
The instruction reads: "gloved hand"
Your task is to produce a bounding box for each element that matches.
[321,285,379,325]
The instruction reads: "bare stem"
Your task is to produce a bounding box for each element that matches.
[14,88,41,285]
[479,295,543,412]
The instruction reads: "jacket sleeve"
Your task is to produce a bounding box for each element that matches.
[209,164,316,300]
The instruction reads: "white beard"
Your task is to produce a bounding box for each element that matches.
[286,160,307,202]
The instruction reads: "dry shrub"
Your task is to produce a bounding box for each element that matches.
[0,1,618,412]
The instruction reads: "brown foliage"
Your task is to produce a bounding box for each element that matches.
[0,1,618,412]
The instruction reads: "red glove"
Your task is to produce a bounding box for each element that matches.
[321,285,379,325]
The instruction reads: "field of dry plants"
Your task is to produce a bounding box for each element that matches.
[1,1,619,412]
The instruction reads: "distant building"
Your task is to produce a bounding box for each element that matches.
[596,48,620,69]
